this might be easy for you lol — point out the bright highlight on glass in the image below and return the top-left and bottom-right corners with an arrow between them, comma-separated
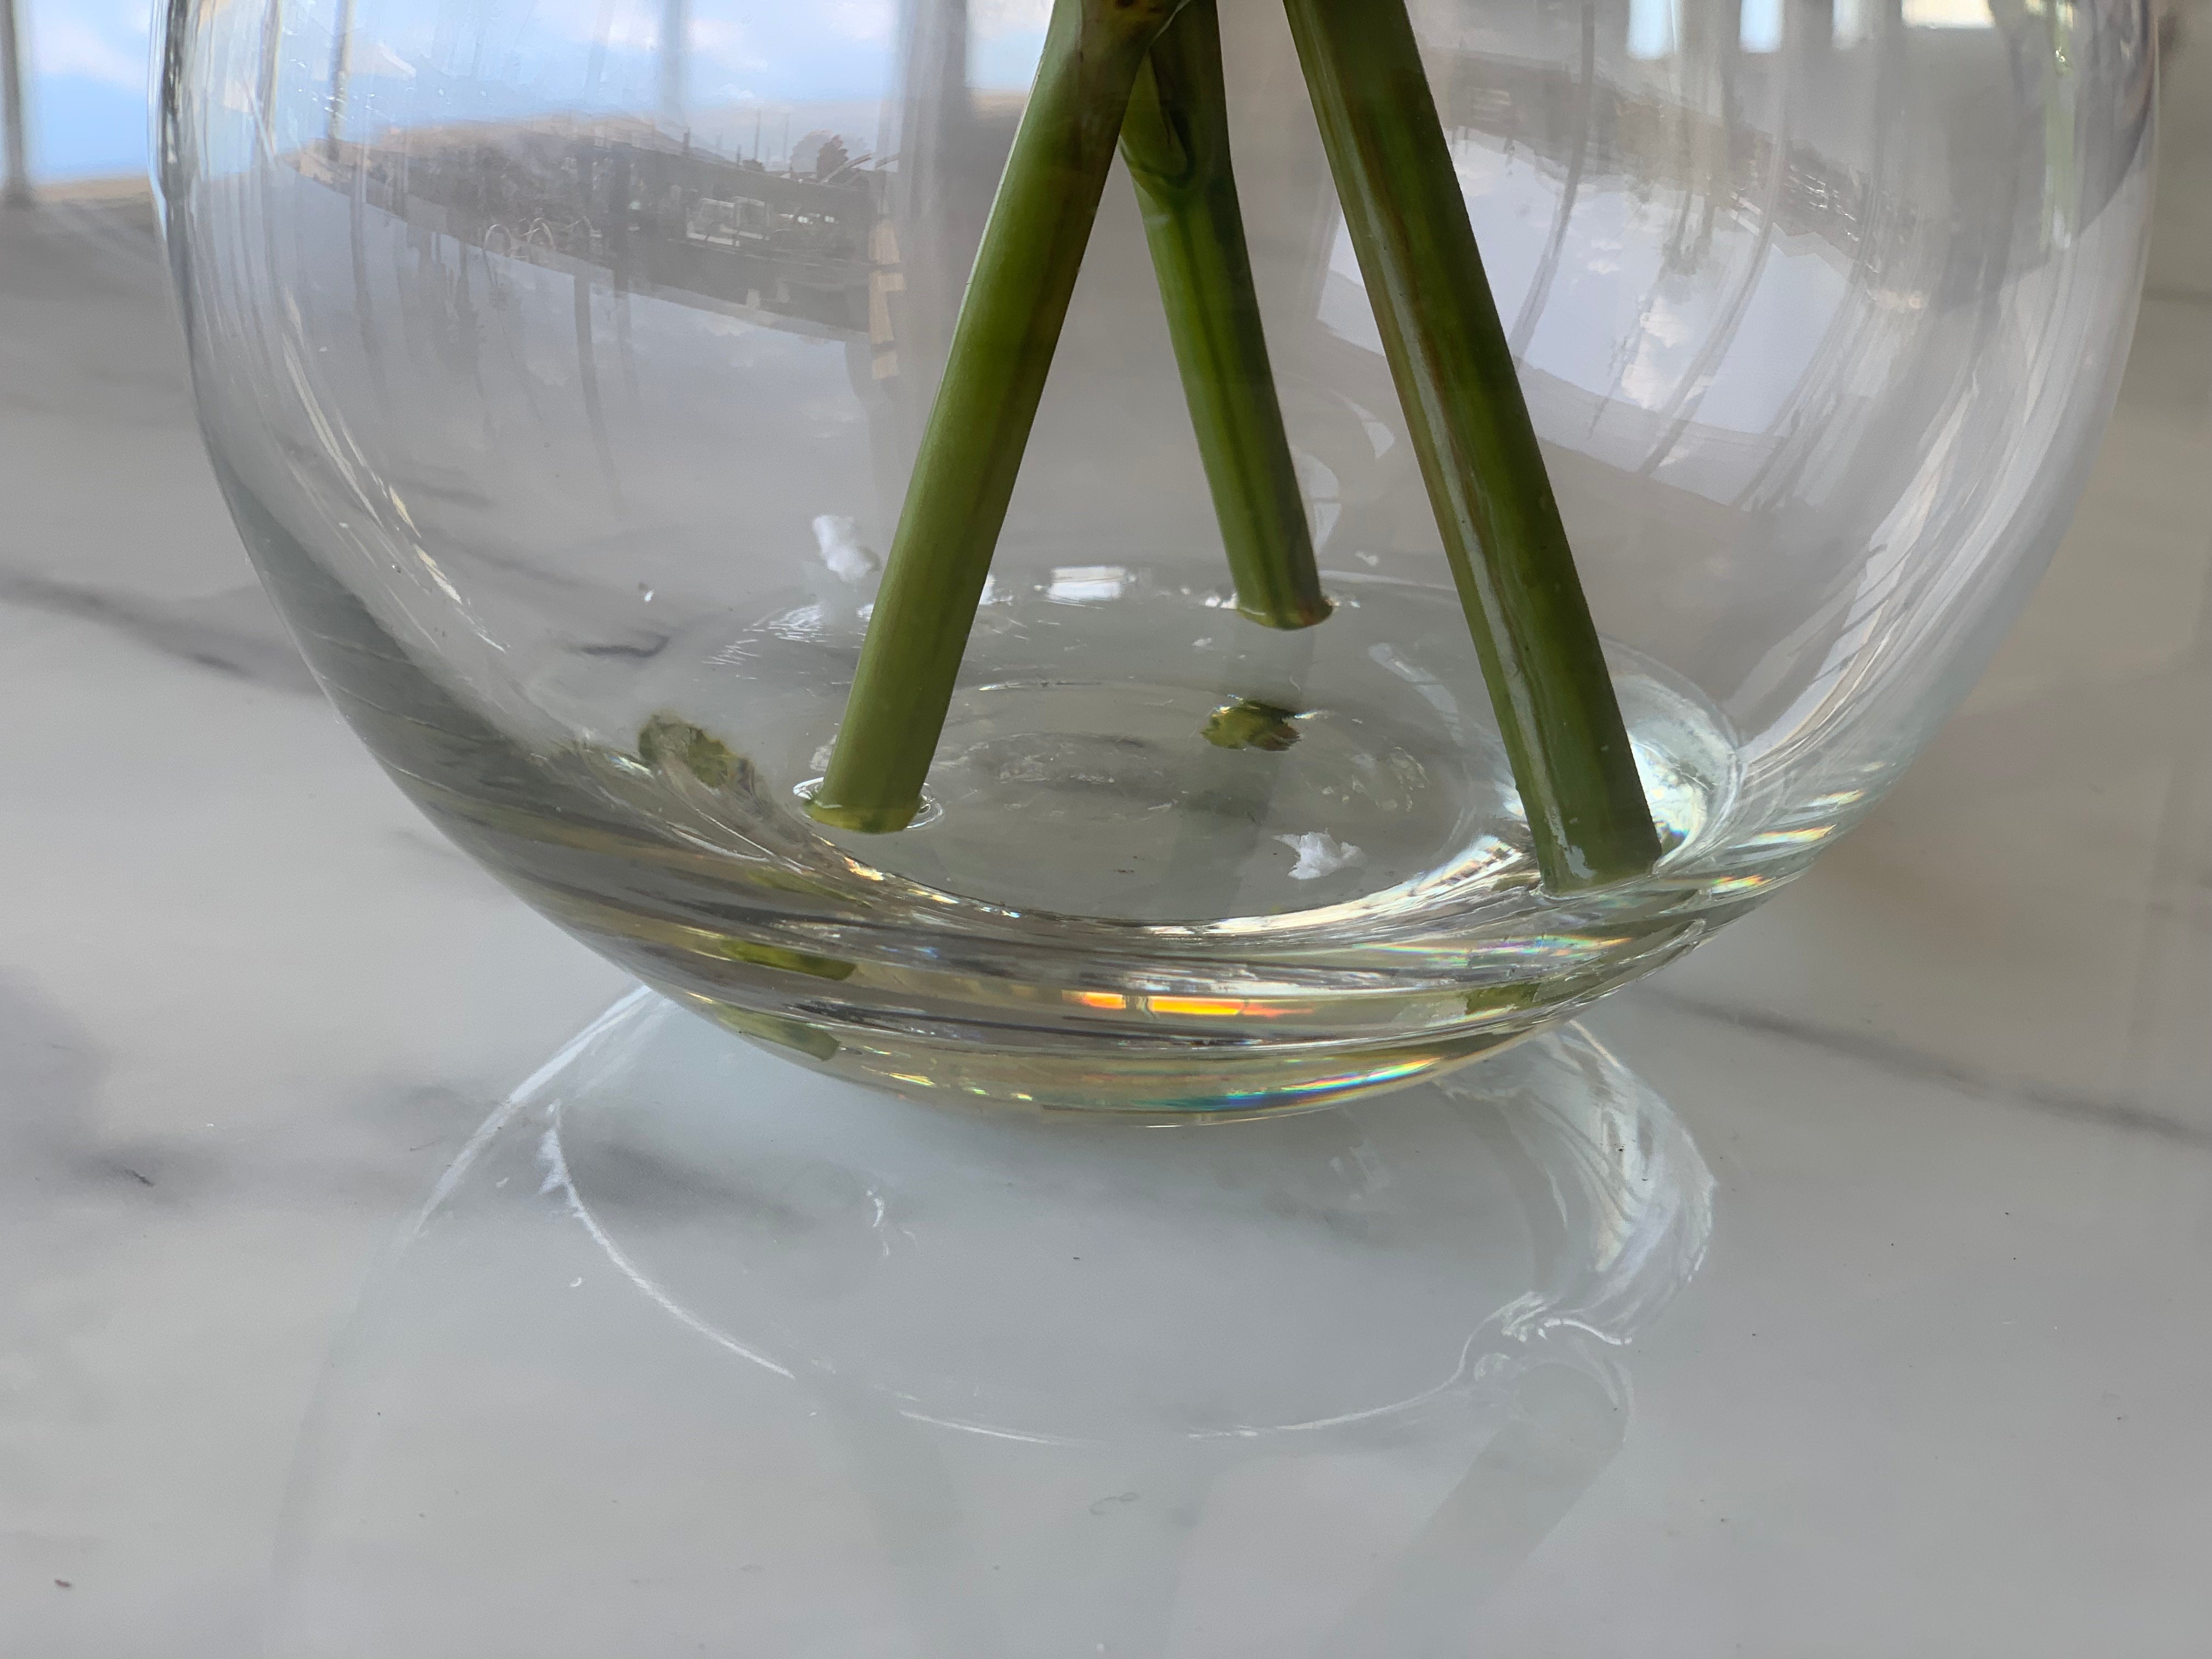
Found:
1739,0 -> 1784,53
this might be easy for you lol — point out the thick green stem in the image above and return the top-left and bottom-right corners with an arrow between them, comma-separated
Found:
1282,0 -> 1660,891
1121,0 -> 1328,631
810,0 -> 1187,834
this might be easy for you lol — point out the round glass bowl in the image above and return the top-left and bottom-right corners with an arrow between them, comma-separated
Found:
160,0 -> 2154,1110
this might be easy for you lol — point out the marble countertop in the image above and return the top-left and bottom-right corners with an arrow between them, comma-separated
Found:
4,44 -> 2209,1659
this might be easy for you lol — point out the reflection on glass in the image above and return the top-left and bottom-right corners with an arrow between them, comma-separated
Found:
1628,0 -> 1683,60
1739,0 -> 1785,54
269,992 -> 1713,1656
1903,0 -> 1995,27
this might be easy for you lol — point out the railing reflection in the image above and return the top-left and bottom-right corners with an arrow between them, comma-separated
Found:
0,0 -> 28,206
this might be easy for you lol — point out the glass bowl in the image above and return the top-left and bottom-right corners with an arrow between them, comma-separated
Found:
158,0 -> 2154,1110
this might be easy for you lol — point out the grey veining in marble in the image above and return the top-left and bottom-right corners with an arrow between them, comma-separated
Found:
4,31 -> 2212,1659
0,574 -> 319,696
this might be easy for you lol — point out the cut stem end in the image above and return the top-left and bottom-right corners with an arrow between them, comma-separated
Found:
1237,593 -> 1335,630
805,796 -> 922,835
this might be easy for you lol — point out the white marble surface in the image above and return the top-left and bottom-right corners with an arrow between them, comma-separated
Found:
4,40 -> 2211,1658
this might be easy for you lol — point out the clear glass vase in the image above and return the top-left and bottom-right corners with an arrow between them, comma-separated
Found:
159,0 -> 2153,1110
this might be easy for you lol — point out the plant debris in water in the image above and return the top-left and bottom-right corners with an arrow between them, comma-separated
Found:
1201,697 -> 1302,752
716,938 -> 857,982
638,713 -> 751,791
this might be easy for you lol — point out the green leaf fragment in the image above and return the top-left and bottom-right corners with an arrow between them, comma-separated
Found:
1201,697 -> 1303,752
714,938 -> 858,982
709,1005 -> 843,1062
637,713 -> 751,791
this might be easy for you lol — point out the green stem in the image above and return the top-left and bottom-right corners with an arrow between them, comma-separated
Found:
809,0 -> 1188,834
1120,0 -> 1329,631
1281,0 -> 1660,891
